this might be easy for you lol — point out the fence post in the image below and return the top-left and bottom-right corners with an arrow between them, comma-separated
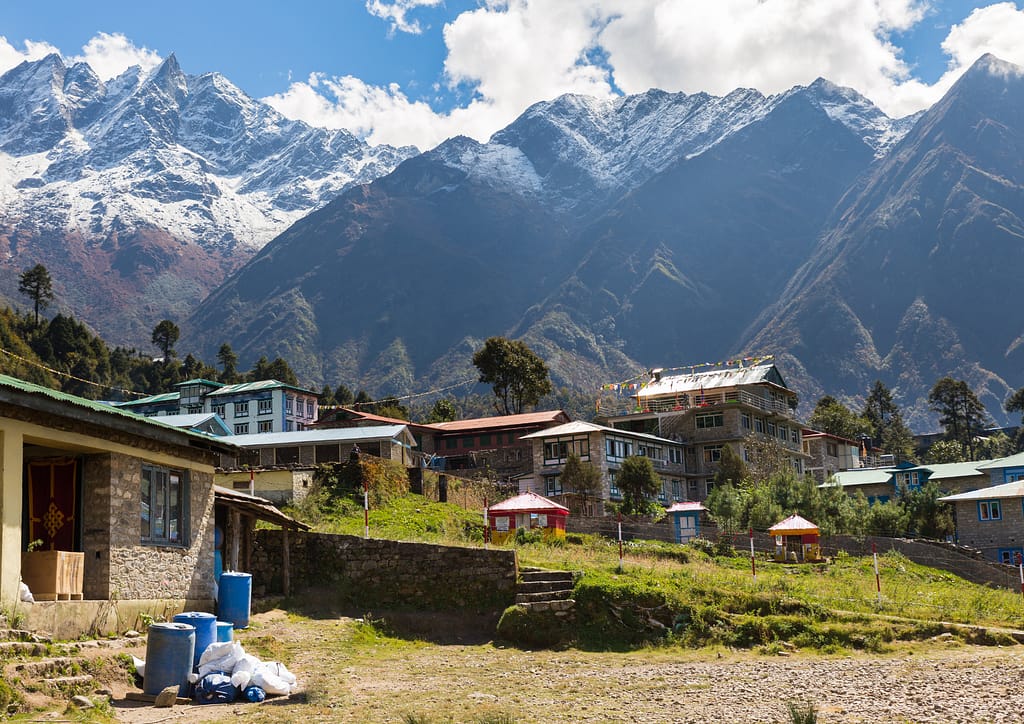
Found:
750,528 -> 756,580
873,542 -> 881,603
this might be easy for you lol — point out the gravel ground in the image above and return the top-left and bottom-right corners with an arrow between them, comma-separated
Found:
110,610 -> 1024,723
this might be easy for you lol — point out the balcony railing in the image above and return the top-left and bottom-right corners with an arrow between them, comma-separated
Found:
599,389 -> 795,418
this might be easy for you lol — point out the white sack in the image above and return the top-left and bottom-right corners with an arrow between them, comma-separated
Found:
197,640 -> 245,678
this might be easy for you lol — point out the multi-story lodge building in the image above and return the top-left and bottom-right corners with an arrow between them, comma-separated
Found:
520,421 -> 687,516
117,378 -> 319,434
595,362 -> 809,500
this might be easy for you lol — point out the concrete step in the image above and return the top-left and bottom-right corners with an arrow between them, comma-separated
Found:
520,569 -> 575,584
517,579 -> 574,594
41,674 -> 94,693
519,599 -> 576,615
0,640 -> 49,657
515,589 -> 574,604
12,657 -> 74,678
0,628 -> 50,644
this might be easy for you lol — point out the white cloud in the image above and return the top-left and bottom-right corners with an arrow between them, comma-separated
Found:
941,3 -> 1024,73
275,1 -> 1024,148
0,36 -> 61,75
366,0 -> 445,35
0,32 -> 161,82
70,32 -> 162,80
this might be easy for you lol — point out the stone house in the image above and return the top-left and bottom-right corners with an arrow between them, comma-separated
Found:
597,362 -> 808,500
117,377 -> 320,434
520,420 -> 686,515
939,481 -> 1024,564
801,430 -> 863,484
0,374 -> 237,635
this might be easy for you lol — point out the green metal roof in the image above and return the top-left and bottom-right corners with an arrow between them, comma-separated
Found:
0,374 -> 236,451
205,379 -> 316,397
114,391 -> 180,407
175,378 -> 224,388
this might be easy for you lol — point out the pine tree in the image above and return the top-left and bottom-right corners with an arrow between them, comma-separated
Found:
18,264 -> 54,326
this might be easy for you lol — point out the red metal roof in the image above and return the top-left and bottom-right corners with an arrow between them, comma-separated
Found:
488,491 -> 570,514
432,410 -> 570,433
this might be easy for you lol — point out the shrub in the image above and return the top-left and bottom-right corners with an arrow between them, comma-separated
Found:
496,605 -> 571,648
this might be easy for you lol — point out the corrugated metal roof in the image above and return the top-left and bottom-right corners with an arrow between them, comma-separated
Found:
214,486 -> 310,530
489,491 -> 569,513
768,514 -> 819,534
638,363 -> 788,397
154,413 -> 222,427
919,461 -> 989,480
520,420 -> 680,445
433,410 -> 569,433
666,502 -> 706,513
977,451 -> 1024,470
939,480 -> 1024,502
0,374 -> 236,451
115,391 -> 180,407
227,424 -> 415,448
205,379 -> 316,397
828,469 -> 893,487
176,378 -> 224,388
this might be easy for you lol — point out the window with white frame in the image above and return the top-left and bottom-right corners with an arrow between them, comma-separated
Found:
766,421 -> 777,437
672,479 -> 682,500
212,403 -> 225,417
234,423 -> 249,435
790,428 -> 800,444
979,500 -> 1002,521
545,475 -> 563,496
688,480 -> 698,496
741,412 -> 751,430
141,464 -> 188,546
792,458 -> 803,475
258,420 -> 273,433
543,435 -> 589,464
755,418 -> 765,433
605,437 -> 634,461
778,425 -> 788,441
306,400 -> 315,418
608,470 -> 621,499
638,443 -> 663,460
235,401 -> 249,417
258,398 -> 273,415
696,412 -> 723,429
658,481 -> 667,502
285,396 -> 294,414
669,447 -> 683,464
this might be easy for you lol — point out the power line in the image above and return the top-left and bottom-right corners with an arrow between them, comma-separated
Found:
0,346 -> 147,398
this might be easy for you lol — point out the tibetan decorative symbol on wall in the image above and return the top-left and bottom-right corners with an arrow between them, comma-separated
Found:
27,458 -> 78,550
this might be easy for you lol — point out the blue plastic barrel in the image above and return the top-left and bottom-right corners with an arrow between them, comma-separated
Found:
143,622 -> 195,696
216,621 -> 233,642
218,572 -> 252,629
173,611 -> 216,668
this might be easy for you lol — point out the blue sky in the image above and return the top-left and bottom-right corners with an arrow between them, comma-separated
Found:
1,1 -> 1021,150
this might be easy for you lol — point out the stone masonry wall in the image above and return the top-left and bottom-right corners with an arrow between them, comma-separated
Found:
81,453 -> 112,599
106,452 -> 216,602
252,530 -> 517,610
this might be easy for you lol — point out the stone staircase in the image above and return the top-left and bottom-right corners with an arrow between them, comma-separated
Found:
0,616 -> 140,713
515,568 -> 576,616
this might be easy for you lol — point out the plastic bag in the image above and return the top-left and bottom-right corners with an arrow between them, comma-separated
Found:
193,672 -> 237,705
198,641 -> 244,678
251,661 -> 296,696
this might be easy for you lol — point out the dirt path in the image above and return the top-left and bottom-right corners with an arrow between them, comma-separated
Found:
110,609 -> 1024,723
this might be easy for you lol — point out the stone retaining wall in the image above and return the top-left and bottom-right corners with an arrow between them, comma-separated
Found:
252,530 -> 517,610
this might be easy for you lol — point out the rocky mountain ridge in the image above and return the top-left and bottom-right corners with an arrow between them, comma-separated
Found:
0,53 -> 416,344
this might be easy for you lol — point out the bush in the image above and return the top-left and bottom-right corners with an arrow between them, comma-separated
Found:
496,605 -> 571,648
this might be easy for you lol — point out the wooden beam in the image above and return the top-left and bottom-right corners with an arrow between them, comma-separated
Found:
282,527 -> 291,597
